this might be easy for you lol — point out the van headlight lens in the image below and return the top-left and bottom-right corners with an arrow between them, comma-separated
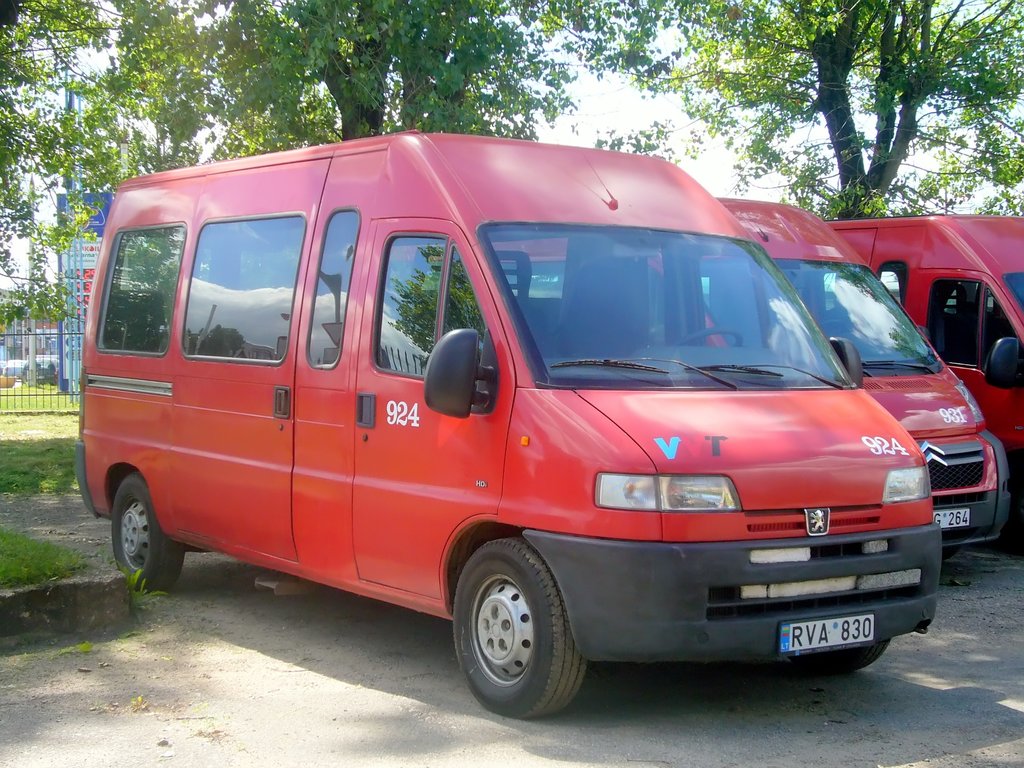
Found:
596,474 -> 658,510
659,476 -> 740,510
883,467 -> 930,503
953,379 -> 985,423
596,474 -> 740,511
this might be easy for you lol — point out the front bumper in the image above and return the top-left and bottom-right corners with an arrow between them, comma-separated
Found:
933,430 -> 1011,548
524,525 -> 940,662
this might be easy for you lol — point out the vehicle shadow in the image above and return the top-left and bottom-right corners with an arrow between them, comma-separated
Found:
142,546 -> 1024,767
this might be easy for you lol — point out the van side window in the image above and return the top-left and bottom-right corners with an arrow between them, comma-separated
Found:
876,261 -> 907,303
184,216 -> 305,362
99,225 -> 185,354
308,211 -> 359,368
983,288 -> 1018,357
928,279 -> 981,366
377,236 -> 446,376
443,249 -> 486,338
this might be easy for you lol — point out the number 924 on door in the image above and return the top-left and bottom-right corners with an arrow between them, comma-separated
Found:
780,614 -> 875,654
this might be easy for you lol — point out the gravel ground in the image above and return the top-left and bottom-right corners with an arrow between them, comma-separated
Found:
1,494 -> 1023,768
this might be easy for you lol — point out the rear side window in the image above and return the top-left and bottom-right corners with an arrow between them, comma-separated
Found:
308,211 -> 359,368
184,216 -> 304,362
100,226 -> 185,354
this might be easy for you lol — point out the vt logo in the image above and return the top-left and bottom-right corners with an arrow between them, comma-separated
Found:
653,435 -> 728,459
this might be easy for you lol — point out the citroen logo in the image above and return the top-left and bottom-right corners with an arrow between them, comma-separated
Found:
919,441 -> 948,466
805,507 -> 830,536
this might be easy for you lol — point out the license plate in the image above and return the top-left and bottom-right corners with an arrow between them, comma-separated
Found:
779,613 -> 874,654
934,507 -> 971,529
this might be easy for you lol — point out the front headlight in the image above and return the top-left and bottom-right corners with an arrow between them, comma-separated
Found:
596,474 -> 740,511
883,466 -> 930,503
953,379 -> 985,423
659,476 -> 740,511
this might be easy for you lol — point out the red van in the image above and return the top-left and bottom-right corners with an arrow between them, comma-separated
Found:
76,133 -> 939,718
830,216 -> 1024,543
723,200 -> 1010,555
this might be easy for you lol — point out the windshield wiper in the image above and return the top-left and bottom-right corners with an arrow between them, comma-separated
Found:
699,364 -> 784,378
551,358 -> 668,373
633,358 -> 738,389
702,363 -> 845,389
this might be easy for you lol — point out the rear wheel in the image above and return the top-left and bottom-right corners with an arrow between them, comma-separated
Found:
453,538 -> 586,718
998,477 -> 1024,553
111,473 -> 184,592
788,640 -> 889,674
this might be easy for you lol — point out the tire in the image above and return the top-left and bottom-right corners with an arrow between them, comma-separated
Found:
997,478 -> 1024,554
111,473 -> 184,592
788,640 -> 889,675
452,538 -> 587,718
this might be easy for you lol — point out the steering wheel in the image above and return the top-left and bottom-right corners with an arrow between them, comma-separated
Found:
679,328 -> 743,345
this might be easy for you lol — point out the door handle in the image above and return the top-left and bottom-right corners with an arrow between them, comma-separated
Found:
356,392 -> 375,428
273,386 -> 291,419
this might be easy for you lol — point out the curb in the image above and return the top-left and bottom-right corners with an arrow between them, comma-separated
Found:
0,569 -> 131,639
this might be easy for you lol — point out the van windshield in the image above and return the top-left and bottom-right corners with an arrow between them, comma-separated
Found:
775,259 -> 940,375
1006,273 -> 1024,315
481,224 -> 849,390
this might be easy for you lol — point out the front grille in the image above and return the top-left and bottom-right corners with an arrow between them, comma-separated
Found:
929,460 -> 984,490
921,440 -> 985,491
706,585 -> 920,620
746,510 -> 880,535
935,492 -> 986,506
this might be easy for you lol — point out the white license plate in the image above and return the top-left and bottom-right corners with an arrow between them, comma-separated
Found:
779,613 -> 874,654
934,507 -> 971,529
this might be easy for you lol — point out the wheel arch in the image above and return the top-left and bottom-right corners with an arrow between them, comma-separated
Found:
444,520 -> 523,613
105,462 -> 141,511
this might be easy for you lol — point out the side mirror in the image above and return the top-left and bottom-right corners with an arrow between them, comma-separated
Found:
424,329 -> 498,418
984,337 -> 1021,389
830,337 -> 864,387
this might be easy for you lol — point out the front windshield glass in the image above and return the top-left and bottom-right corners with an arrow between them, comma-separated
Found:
481,224 -> 849,390
774,260 -> 940,375
1006,273 -> 1024,315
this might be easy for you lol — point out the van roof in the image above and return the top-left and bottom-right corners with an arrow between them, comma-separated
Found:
719,198 -> 867,265
118,132 -> 747,239
830,214 -> 1024,273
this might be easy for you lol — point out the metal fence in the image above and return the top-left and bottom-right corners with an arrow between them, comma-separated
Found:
0,328 -> 82,412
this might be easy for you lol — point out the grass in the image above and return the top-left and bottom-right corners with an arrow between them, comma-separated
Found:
0,383 -> 78,413
0,413 -> 79,494
0,526 -> 85,588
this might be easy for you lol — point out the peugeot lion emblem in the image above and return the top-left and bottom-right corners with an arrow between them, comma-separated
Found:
805,507 -> 830,536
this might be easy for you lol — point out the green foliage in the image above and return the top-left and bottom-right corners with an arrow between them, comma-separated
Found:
583,0 -> 1024,217
120,566 -> 167,612
3,0 -> 585,322
0,527 -> 84,588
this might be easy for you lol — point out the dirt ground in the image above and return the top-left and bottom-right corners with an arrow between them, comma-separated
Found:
2,494 -> 1023,768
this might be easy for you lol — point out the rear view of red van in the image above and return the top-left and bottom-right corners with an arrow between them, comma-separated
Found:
724,200 -> 1010,554
77,133 -> 940,717
830,216 -> 1024,544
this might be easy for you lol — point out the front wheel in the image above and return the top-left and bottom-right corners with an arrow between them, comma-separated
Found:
788,640 -> 890,675
453,538 -> 587,718
111,473 -> 184,592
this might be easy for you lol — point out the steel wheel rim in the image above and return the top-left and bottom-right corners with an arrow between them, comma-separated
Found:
121,500 -> 150,569
471,574 -> 535,687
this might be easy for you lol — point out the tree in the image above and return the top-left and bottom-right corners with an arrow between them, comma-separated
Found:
580,0 -> 1024,218
0,0 -> 117,322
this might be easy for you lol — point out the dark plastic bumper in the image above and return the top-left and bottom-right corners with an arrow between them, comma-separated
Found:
938,430 -> 1012,548
75,439 -> 99,517
524,525 -> 940,663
